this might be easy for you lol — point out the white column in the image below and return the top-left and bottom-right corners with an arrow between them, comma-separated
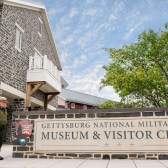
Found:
29,56 -> 34,70
43,55 -> 48,70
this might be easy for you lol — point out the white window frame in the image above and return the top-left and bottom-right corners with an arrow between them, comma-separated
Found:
71,103 -> 75,109
15,23 -> 24,52
38,17 -> 43,37
83,105 -> 87,110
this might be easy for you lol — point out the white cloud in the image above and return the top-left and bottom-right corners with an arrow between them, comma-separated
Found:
83,8 -> 97,16
86,0 -> 96,4
48,8 -> 56,17
85,23 -> 91,29
124,16 -> 148,40
61,66 -> 73,79
108,14 -> 117,22
94,23 -> 106,32
124,23 -> 140,40
78,31 -> 96,48
77,20 -> 115,49
99,86 -> 121,101
64,54 -> 88,70
69,8 -> 78,18
61,35 -> 74,45
58,15 -> 71,27
72,54 -> 87,69
63,64 -> 120,101
60,51 -> 69,64
113,0 -> 126,15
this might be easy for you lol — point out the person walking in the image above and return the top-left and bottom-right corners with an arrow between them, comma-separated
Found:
0,97 -> 8,160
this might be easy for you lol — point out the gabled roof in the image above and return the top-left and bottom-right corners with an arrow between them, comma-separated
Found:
59,89 -> 109,106
3,0 -> 62,70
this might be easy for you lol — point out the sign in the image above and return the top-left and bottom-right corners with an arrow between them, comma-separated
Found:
16,120 -> 33,137
34,117 -> 168,153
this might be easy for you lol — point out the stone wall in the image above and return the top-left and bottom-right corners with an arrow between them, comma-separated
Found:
12,108 -> 168,160
0,4 -> 58,106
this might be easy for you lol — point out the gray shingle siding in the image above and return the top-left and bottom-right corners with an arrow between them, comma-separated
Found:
0,4 -> 58,107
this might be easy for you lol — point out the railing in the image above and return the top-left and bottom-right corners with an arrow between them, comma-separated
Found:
29,55 -> 60,81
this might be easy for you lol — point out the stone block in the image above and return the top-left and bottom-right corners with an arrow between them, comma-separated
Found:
55,114 -> 65,118
65,153 -> 77,157
13,152 -> 24,158
39,155 -> 47,159
13,146 -> 16,151
28,155 -> 38,158
47,115 -> 54,119
147,154 -> 153,156
94,154 -> 101,158
129,154 -> 137,158
138,154 -> 145,159
46,153 -> 57,156
17,146 -> 29,151
146,157 -> 157,160
142,112 -> 153,116
155,112 -> 165,116
13,140 -> 18,145
75,113 -> 86,118
19,115 -> 27,119
30,135 -> 34,142
97,112 -> 140,118
30,147 -> 33,151
28,115 -> 39,119
111,154 -> 128,159
87,113 -> 95,118
103,154 -> 110,160
79,154 -> 92,158
40,115 -> 45,119
159,155 -> 168,160
27,142 -> 33,146
58,154 -> 64,156
67,114 -> 74,118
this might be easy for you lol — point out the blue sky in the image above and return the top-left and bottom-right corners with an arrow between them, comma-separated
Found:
28,0 -> 168,101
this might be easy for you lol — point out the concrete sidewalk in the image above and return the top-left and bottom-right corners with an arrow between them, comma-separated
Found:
1,145 -> 168,168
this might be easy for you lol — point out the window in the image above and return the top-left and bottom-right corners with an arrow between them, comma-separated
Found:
65,103 -> 68,109
83,105 -> 87,110
71,103 -> 75,109
15,23 -> 24,52
38,17 -> 43,37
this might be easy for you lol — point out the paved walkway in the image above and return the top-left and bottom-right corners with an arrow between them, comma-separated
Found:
1,145 -> 168,168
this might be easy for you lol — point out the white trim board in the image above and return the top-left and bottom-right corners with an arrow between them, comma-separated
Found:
0,81 -> 56,111
4,0 -> 45,11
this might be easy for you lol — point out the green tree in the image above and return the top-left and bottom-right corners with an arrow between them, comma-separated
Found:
102,25 -> 168,108
99,101 -> 116,109
99,100 -> 134,109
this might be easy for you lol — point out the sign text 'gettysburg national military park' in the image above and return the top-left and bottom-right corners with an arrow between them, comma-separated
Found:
34,118 -> 168,153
